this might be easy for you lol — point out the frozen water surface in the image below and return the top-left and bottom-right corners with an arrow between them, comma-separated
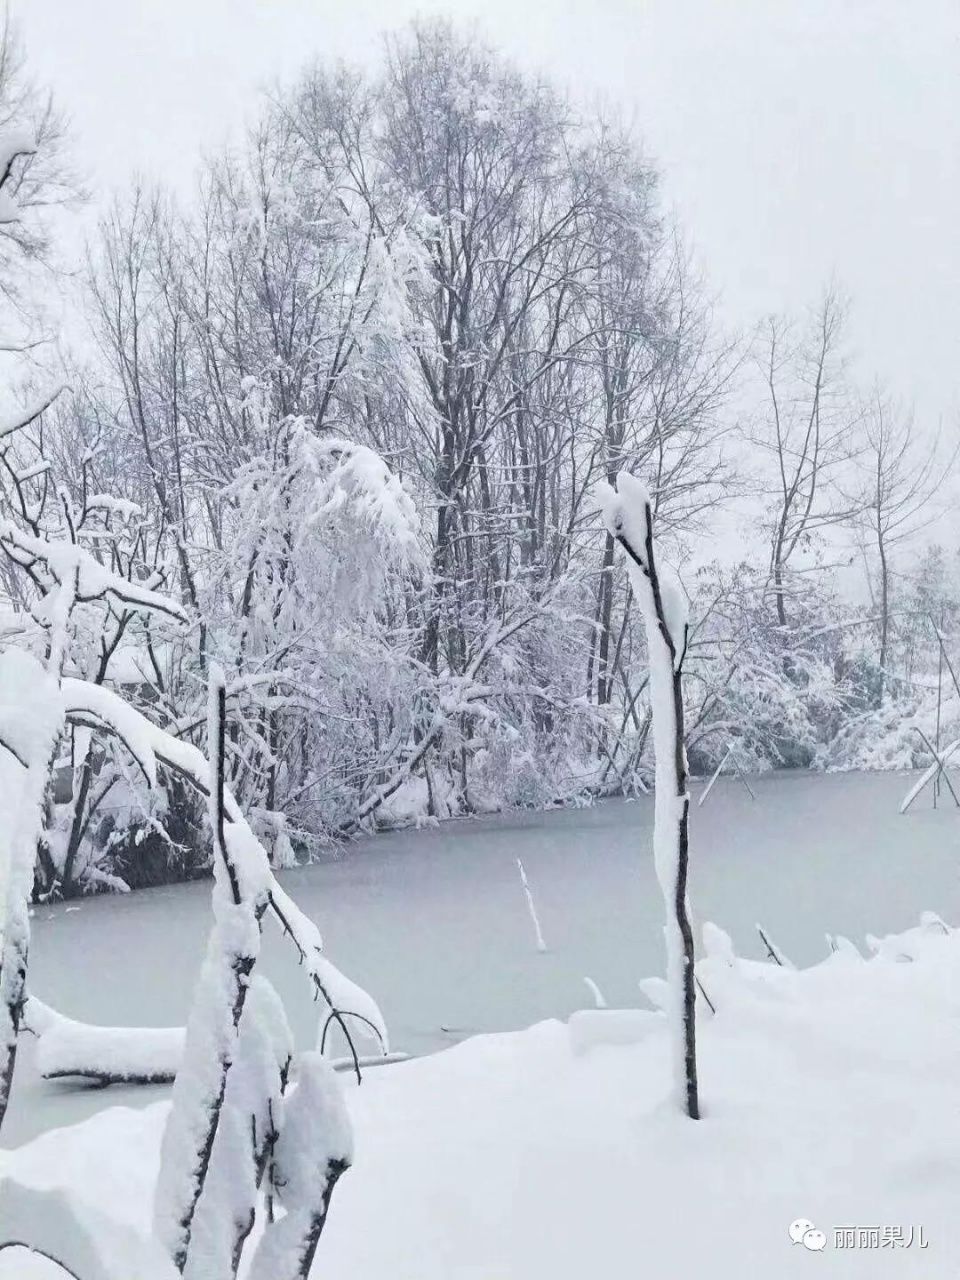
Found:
5,769 -> 957,1147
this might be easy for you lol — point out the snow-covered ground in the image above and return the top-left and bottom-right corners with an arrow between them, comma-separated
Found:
3,912 -> 959,1276
4,768 -> 958,1151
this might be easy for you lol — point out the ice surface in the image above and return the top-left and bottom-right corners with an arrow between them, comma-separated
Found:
5,770 -> 959,1147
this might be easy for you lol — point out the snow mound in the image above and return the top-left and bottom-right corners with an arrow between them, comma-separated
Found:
567,1007 -> 662,1055
3,915 -> 959,1277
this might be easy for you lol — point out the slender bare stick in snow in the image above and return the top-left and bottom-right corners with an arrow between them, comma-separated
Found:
599,472 -> 700,1119
698,742 -> 732,807
730,747 -> 756,800
583,977 -> 607,1009
516,857 -> 547,953
755,923 -> 795,968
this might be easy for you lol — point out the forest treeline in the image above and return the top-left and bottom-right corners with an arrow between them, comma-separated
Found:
0,20 -> 956,893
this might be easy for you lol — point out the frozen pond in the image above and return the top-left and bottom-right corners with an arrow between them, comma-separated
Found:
5,768 -> 958,1146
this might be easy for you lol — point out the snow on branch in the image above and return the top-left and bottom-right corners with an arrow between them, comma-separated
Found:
0,128 -> 35,179
344,587 -> 568,834
900,739 -> 960,813
58,676 -> 388,1057
0,650 -> 64,1132
0,1179 -> 176,1280
150,668 -> 366,1278
0,383 -> 64,442
181,975 -> 293,1280
0,523 -> 188,623
0,128 -> 36,226
24,994 -> 403,1087
246,1052 -> 353,1280
305,432 -> 421,563
31,1000 -> 184,1085
599,471 -> 700,1119
62,678 -> 159,787
152,668 -> 268,1272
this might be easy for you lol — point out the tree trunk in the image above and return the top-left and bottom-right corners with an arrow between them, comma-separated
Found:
601,473 -> 699,1119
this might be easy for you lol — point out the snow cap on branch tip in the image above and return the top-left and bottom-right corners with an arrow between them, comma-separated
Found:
597,471 -> 688,649
61,678 -> 159,789
659,575 -> 690,654
702,921 -> 736,965
0,129 -> 36,169
0,649 -> 62,767
596,471 -> 652,556
271,1051 -> 353,1207
0,382 -> 64,441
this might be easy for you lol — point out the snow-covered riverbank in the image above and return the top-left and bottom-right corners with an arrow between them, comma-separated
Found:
3,913 -> 959,1277
5,769 -> 957,1148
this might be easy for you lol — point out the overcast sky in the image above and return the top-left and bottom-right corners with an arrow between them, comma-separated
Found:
17,0 -> 960,433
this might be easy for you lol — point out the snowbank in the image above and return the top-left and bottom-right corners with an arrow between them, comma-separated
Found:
3,915 -> 959,1277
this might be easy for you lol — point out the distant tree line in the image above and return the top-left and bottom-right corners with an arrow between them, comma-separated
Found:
0,18 -> 956,893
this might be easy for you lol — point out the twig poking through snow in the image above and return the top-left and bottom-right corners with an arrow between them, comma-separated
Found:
698,743 -> 732,807
700,740 -> 756,805
694,976 -> 715,1015
755,923 -> 795,968
516,857 -> 547,953
910,728 -> 960,808
701,747 -> 727,803
583,977 -> 607,1009
920,911 -> 951,935
729,746 -> 756,801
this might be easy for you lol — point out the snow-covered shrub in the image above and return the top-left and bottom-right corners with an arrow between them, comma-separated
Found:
0,303 -> 384,1276
0,650 -> 387,1276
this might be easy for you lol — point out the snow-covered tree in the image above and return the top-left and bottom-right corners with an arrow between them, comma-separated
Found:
599,471 -> 699,1119
0,54 -> 384,1274
74,20 -> 735,838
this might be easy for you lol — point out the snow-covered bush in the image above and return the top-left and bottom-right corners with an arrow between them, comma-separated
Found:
0,640 -> 386,1276
0,158 -> 384,1267
150,668 -> 381,1280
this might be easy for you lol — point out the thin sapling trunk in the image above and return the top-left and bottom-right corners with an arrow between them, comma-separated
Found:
599,472 -> 700,1119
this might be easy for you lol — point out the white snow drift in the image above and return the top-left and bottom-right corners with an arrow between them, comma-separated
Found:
2,913 -> 958,1278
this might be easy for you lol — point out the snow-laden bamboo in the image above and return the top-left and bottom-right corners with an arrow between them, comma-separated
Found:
598,471 -> 700,1119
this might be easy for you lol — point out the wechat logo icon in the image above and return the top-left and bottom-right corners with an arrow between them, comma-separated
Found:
789,1219 -> 827,1251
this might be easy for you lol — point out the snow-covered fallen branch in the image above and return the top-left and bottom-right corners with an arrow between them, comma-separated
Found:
24,996 -> 408,1087
29,1002 -> 184,1085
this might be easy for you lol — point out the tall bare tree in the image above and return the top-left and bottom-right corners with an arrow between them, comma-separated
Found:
848,390 -> 957,698
755,288 -> 861,628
